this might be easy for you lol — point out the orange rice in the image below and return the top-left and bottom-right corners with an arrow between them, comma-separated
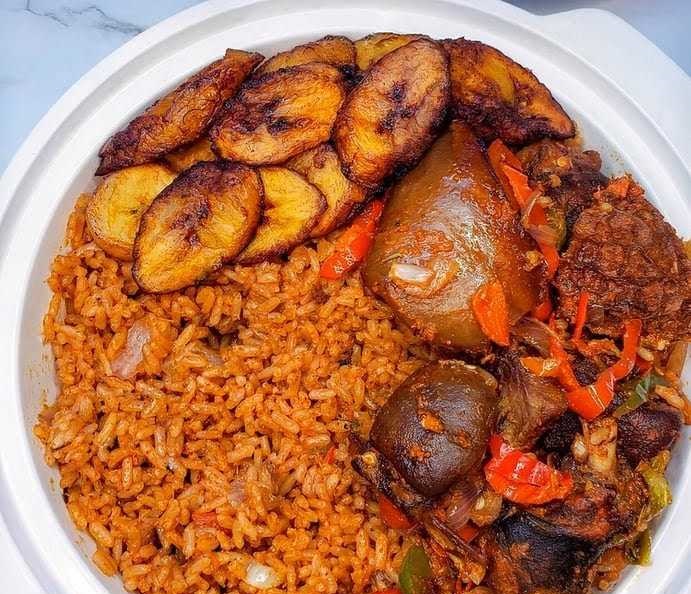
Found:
35,194 -> 433,594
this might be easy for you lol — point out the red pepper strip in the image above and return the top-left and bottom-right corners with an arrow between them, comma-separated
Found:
567,319 -> 642,421
548,337 -> 581,391
324,445 -> 336,464
372,589 -> 402,594
636,355 -> 653,374
487,140 -> 560,278
520,356 -> 561,377
572,291 -> 590,343
484,435 -> 573,505
532,297 -> 553,322
471,280 -> 511,347
488,139 -> 524,209
320,200 -> 384,280
378,494 -> 414,530
458,523 -> 480,543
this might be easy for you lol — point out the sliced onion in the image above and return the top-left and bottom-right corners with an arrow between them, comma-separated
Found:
228,478 -> 246,505
245,561 -> 280,589
111,318 -> 151,379
389,262 -> 434,286
525,223 -> 560,247
443,481 -> 483,532
665,341 -> 688,381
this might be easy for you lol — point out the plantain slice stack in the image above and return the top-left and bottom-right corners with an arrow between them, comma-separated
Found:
442,38 -> 575,144
164,138 -> 217,173
287,144 -> 367,237
133,161 -> 262,293
86,164 -> 176,261
237,167 -> 326,264
256,35 -> 355,75
334,38 -> 450,190
97,49 -> 263,175
354,32 -> 424,70
210,63 -> 346,166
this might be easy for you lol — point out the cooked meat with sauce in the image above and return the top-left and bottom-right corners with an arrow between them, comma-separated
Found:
617,402 -> 682,466
495,350 -> 567,449
39,32 -> 690,594
556,177 -> 691,342
518,139 -> 607,230
482,511 -> 599,594
367,360 -> 499,498
363,121 -> 545,351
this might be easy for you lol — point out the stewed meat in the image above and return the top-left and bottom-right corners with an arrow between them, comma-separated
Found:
555,177 -> 691,342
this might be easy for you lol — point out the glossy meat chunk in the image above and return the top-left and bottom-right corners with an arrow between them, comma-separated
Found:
555,177 -> 691,342
518,139 -> 607,230
363,121 -> 544,351
496,351 -> 567,449
617,402 -> 682,466
369,360 -> 498,498
482,512 -> 598,594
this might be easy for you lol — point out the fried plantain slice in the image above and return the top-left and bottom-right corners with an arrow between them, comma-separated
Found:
237,167 -> 326,264
442,38 -> 575,145
354,32 -> 424,70
287,144 -> 367,237
164,138 -> 217,173
86,164 -> 176,261
133,161 -> 262,293
334,38 -> 449,190
257,35 -> 355,75
97,49 -> 263,175
209,63 -> 346,166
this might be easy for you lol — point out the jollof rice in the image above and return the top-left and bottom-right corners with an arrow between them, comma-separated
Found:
35,194 -> 433,594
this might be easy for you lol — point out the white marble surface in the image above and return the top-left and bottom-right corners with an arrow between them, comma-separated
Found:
0,0 -> 689,591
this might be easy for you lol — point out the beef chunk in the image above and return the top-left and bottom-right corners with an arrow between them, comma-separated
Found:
538,410 -> 581,454
482,511 -> 598,594
518,139 -> 607,229
555,177 -> 691,342
496,351 -> 567,448
617,402 -> 682,466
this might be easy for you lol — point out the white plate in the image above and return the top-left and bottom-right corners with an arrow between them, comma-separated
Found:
0,1 -> 689,593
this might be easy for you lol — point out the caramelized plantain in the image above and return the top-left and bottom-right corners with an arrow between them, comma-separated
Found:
237,167 -> 326,264
442,38 -> 575,145
86,164 -> 176,261
164,138 -> 217,173
286,144 -> 367,237
133,161 -> 262,293
354,32 -> 424,70
97,49 -> 263,175
257,35 -> 355,75
334,38 -> 449,190
210,63 -> 346,166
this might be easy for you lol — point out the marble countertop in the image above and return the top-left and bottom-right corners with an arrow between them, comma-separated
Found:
0,1 -> 689,591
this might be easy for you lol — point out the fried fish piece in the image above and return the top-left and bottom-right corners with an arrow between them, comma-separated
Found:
86,164 -> 176,261
334,38 -> 449,190
442,38 -> 575,145
210,63 -> 346,166
354,32 -> 423,70
237,167 -> 326,264
164,138 -> 217,173
256,35 -> 355,75
97,49 -> 263,175
133,161 -> 262,293
286,144 -> 367,237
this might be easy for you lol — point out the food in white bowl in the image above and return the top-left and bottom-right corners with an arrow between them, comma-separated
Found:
30,27 -> 690,594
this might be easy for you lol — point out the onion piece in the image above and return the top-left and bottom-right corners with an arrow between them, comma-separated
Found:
389,262 -> 434,286
245,561 -> 280,589
111,318 -> 151,379
228,478 -> 246,505
442,481 -> 482,533
524,223 -> 560,246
